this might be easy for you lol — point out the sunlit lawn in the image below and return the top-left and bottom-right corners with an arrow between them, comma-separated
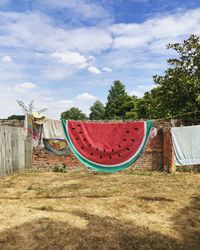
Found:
0,169 -> 199,249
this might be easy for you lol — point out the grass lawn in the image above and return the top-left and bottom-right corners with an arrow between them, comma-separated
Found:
0,169 -> 199,249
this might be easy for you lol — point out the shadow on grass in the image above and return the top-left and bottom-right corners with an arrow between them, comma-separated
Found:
172,195 -> 200,249
0,213 -> 189,250
0,196 -> 199,249
138,196 -> 174,202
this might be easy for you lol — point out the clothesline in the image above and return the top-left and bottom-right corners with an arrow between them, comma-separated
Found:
60,109 -> 200,123
28,108 -> 200,125
152,109 -> 200,121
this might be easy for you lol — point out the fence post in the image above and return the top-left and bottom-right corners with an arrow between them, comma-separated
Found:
25,138 -> 33,168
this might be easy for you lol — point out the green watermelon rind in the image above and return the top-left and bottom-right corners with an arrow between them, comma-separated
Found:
61,119 -> 153,172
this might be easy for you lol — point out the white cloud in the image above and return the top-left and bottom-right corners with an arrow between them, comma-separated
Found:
58,100 -> 74,105
1,55 -> 13,62
0,11 -> 112,53
110,8 -> 200,49
43,97 -> 55,101
76,92 -> 96,101
15,82 -> 37,91
42,67 -> 75,80
1,7 -> 200,119
102,67 -> 112,72
37,0 -> 112,24
35,52 -> 44,57
51,51 -> 88,68
129,84 -> 155,97
88,66 -> 101,74
113,35 -> 151,49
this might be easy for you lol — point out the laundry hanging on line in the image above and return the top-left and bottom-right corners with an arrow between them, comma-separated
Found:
172,125 -> 200,166
24,113 -> 69,153
61,119 -> 153,172
42,118 -> 65,140
43,139 -> 70,156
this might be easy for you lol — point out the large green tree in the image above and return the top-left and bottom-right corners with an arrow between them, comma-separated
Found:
61,107 -> 87,120
89,101 -> 105,120
136,88 -> 163,119
105,80 -> 132,119
123,95 -> 139,120
152,34 -> 200,119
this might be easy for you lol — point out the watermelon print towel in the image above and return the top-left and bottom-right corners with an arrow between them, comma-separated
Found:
61,120 -> 153,172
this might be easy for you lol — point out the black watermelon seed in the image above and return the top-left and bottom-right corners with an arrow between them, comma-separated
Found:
81,146 -> 84,150
100,155 -> 102,159
77,124 -> 81,126
112,148 -> 114,152
72,128 -> 75,130
123,139 -> 127,141
79,131 -> 82,134
89,144 -> 91,147
96,148 -> 98,151
118,154 -> 121,157
103,149 -> 106,152
126,147 -> 130,151
118,144 -> 121,148
83,138 -> 86,141
131,139 -> 135,142
109,155 -> 112,159
90,153 -> 93,156
126,131 -> 130,133
134,128 -> 139,130
76,138 -> 79,140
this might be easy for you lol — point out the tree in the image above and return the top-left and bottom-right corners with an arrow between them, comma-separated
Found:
105,80 -> 131,119
89,101 -> 105,120
123,95 -> 139,120
7,115 -> 25,120
151,34 -> 200,119
136,88 -> 164,119
61,107 -> 87,120
16,100 -> 47,114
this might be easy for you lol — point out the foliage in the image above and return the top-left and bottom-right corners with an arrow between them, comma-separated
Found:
59,35 -> 200,120
142,34 -> 200,119
52,164 -> 67,173
123,96 -> 139,120
16,100 -> 47,114
7,115 -> 25,120
136,88 -> 164,119
89,100 -> 105,120
105,80 -> 134,119
61,107 -> 87,120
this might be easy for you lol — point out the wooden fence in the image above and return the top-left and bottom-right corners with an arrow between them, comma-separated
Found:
0,126 -> 32,176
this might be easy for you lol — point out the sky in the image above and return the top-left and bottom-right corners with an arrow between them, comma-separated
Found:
0,0 -> 200,119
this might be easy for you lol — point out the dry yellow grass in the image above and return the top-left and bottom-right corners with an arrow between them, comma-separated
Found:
0,169 -> 199,249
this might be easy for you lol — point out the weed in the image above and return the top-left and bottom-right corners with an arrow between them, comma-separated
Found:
27,184 -> 33,190
126,169 -> 151,176
40,205 -> 53,211
53,164 -> 67,173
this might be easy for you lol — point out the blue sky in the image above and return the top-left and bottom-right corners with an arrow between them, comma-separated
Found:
0,0 -> 200,118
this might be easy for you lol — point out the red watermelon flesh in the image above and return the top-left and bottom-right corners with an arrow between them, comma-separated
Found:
67,121 -> 145,165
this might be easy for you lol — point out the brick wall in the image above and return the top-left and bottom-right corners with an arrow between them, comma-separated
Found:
0,119 -> 24,127
2,119 -> 200,172
33,149 -> 82,171
32,120 -> 172,172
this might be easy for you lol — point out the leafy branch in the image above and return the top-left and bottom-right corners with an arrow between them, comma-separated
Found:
17,100 -> 47,114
